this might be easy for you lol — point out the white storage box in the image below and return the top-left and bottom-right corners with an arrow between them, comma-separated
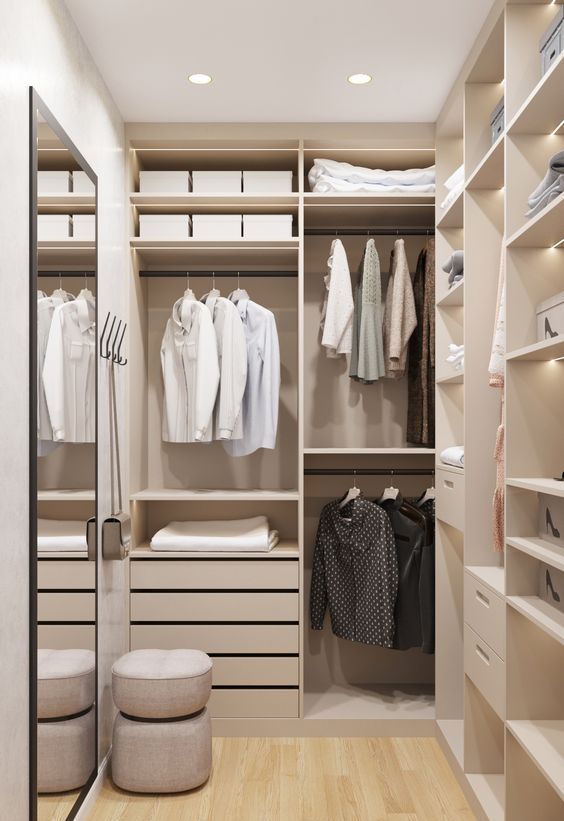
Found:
72,215 -> 95,240
37,215 -> 71,240
490,98 -> 504,145
139,214 -> 191,240
192,214 -> 242,240
539,564 -> 564,614
72,171 -> 95,195
243,171 -> 293,194
139,171 -> 191,194
538,493 -> 564,549
243,214 -> 293,240
192,171 -> 242,194
37,171 -> 71,195
536,290 -> 564,341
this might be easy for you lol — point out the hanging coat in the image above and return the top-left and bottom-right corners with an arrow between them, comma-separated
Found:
407,239 -> 435,446
383,238 -> 417,378
349,239 -> 386,383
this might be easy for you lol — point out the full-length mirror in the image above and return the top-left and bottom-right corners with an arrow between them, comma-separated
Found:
30,89 -> 97,820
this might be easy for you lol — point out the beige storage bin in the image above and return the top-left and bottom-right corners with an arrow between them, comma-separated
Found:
131,558 -> 299,590
436,466 -> 465,531
38,592 -> 95,622
72,214 -> 95,240
464,624 -> 505,719
536,291 -> 564,342
243,170 -> 293,193
37,214 -> 71,240
131,591 -> 299,622
243,214 -> 293,239
139,170 -> 191,193
37,171 -> 71,195
38,560 -> 95,589
72,171 -> 95,195
192,213 -> 242,240
139,214 -> 191,239
192,170 -> 242,194
464,571 -> 506,659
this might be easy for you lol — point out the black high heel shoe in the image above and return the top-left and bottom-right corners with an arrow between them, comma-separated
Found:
546,507 -> 561,539
546,569 -> 561,603
545,317 -> 559,339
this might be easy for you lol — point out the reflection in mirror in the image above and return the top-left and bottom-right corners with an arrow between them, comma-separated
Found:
32,94 -> 97,820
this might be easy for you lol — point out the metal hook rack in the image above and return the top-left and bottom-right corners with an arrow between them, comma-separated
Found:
100,311 -> 128,366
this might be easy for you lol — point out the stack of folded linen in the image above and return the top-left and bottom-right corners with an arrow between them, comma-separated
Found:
308,158 -> 436,194
440,165 -> 464,210
442,250 -> 464,289
440,446 -> 464,469
150,516 -> 280,552
446,343 -> 464,372
526,151 -> 564,219
38,518 -> 87,552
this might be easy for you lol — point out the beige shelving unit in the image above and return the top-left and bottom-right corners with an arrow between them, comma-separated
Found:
435,1 -> 564,819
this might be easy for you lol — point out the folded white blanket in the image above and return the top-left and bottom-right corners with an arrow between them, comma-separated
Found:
38,518 -> 87,552
308,158 -> 436,192
150,516 -> 279,552
440,446 -> 464,468
440,164 -> 465,210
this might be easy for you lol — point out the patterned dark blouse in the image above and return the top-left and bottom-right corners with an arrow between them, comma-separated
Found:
310,495 -> 398,647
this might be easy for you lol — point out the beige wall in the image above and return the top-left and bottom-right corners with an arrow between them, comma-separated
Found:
0,0 -> 127,814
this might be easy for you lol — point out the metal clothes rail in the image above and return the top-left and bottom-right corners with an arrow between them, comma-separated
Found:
138,270 -> 298,278
304,228 -> 434,237
304,468 -> 435,476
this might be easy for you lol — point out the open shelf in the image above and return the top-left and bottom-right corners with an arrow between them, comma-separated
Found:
436,463 -> 464,475
466,565 -> 505,596
303,192 -> 435,206
131,142 -> 299,172
303,146 -> 436,172
466,774 -> 505,821
38,194 -> 95,213
437,279 -> 464,307
437,372 -> 464,385
38,489 -> 95,501
508,595 -> 564,646
507,478 -> 564,498
508,51 -> 564,135
506,191 -> 564,249
130,237 -> 299,267
303,683 -> 435,721
465,136 -> 504,191
507,536 -> 564,573
130,539 -> 299,560
506,335 -> 564,361
37,551 -> 90,560
507,721 -> 564,802
130,192 -> 299,214
437,718 -> 464,768
303,447 -> 435,455
437,190 -> 463,229
130,488 -> 299,502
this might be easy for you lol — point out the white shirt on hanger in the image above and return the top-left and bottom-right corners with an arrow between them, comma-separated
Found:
37,294 -> 65,451
320,238 -> 354,358
161,296 -> 220,443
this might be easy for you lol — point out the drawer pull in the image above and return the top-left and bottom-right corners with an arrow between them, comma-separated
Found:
444,480 -> 454,489
476,589 -> 490,608
475,644 -> 490,666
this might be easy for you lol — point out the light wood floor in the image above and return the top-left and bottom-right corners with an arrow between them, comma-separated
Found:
89,737 -> 476,821
38,791 -> 80,821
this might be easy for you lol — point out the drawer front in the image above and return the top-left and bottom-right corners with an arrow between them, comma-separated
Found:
464,624 -> 505,719
38,592 -> 95,622
436,467 -> 465,531
211,657 -> 299,687
38,560 -> 95,590
464,572 -> 506,659
131,592 -> 298,622
131,559 -> 299,590
131,624 -> 298,654
209,688 -> 298,719
38,624 -> 95,651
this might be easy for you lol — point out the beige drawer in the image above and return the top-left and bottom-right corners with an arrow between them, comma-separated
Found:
209,688 -> 298,718
38,560 -> 95,590
212,657 -> 298,687
131,624 -> 298,654
436,467 -> 465,531
131,559 -> 299,590
38,624 -> 95,651
131,592 -> 298,622
464,571 -> 505,659
38,592 -> 95,622
464,624 -> 505,720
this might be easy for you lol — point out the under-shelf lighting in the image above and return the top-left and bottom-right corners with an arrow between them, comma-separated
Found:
347,73 -> 372,85
551,237 -> 564,249
551,118 -> 564,136
188,73 -> 213,85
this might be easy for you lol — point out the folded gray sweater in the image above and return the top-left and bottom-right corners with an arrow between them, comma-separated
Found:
526,151 -> 564,217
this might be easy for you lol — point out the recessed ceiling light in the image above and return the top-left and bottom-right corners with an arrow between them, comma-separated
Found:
188,73 -> 213,85
347,73 -> 372,85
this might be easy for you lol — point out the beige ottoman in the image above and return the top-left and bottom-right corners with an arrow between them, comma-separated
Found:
111,649 -> 213,793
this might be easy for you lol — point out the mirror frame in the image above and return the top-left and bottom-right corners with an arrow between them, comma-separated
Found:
29,87 -> 98,821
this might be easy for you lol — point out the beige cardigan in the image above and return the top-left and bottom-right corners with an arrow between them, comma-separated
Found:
383,239 -> 417,378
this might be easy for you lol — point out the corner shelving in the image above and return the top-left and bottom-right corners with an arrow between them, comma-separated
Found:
465,135 -> 504,191
506,478 -> 564,497
437,190 -> 463,229
506,335 -> 564,361
507,596 -> 564,646
507,720 -> 564,803
506,191 -> 564,249
507,51 -> 564,135
506,536 -> 564,573
437,278 -> 464,307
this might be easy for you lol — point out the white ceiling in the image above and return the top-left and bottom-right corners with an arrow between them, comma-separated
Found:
64,0 -> 495,123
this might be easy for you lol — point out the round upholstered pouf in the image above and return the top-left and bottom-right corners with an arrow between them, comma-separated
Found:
112,649 -> 212,719
38,649 -> 96,719
112,707 -> 212,793
38,707 -> 95,793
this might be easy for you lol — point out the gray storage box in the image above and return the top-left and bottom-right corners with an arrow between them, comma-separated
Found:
538,493 -> 564,549
539,564 -> 564,614
490,98 -> 504,145
540,7 -> 564,76
536,290 -> 564,341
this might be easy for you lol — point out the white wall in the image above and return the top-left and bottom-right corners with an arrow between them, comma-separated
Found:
0,0 -> 127,814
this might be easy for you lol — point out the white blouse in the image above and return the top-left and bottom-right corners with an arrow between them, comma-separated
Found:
320,239 -> 354,358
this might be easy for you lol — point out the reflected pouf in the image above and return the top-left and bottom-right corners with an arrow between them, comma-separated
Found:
38,707 -> 95,793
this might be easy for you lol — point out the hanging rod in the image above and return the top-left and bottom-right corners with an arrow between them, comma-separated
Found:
38,270 -> 96,277
139,270 -> 298,278
304,468 -> 435,476
304,228 -> 434,237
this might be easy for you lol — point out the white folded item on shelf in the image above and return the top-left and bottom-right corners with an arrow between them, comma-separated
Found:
308,158 -> 436,190
310,175 -> 436,195
38,518 -> 88,552
439,164 -> 464,210
150,516 -> 279,552
440,446 -> 464,469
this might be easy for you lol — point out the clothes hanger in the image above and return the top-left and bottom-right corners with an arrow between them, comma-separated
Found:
51,272 -> 73,301
231,271 -> 248,302
77,270 -> 94,302
416,485 -> 436,506
183,271 -> 196,301
378,473 -> 399,503
207,271 -> 221,299
339,470 -> 362,509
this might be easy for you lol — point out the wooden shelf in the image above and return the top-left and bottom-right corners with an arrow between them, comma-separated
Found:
38,489 -> 95,501
508,595 -> 564,645
304,192 -> 435,206
130,192 -> 299,214
507,51 -> 564,135
465,136 -> 504,191
466,774 -> 505,821
130,488 -> 299,502
38,194 -> 95,213
130,539 -> 299,560
37,239 -> 96,267
506,335 -> 564,361
466,565 -> 505,596
303,683 -> 435,721
437,279 -> 464,307
507,720 -> 564,802
38,552 -> 89,560
507,478 -> 564,498
436,463 -> 464,475
130,237 -> 299,267
437,719 -> 464,768
506,191 -> 564,249
437,191 -> 463,229
303,447 -> 435,455
131,142 -> 299,172
506,537 -> 564,573
437,372 -> 464,385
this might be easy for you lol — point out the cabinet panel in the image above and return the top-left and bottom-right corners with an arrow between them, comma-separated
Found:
131,623 -> 299,654
131,559 -> 299,590
464,624 -> 505,720
464,571 -> 506,659
131,592 -> 299,622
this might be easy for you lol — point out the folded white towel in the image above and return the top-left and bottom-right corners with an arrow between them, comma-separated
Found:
308,158 -> 436,192
150,516 -> 278,552
38,518 -> 88,552
444,164 -> 465,191
311,175 -> 435,195
440,446 -> 464,468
